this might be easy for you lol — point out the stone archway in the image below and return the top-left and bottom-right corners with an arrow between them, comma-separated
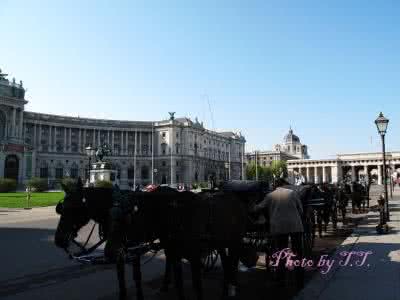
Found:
4,155 -> 19,181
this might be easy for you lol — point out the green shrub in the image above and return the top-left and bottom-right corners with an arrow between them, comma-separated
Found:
95,180 -> 113,188
27,177 -> 48,192
199,182 -> 209,189
0,178 -> 17,192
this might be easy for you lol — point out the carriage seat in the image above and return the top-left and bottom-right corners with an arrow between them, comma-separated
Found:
222,180 -> 269,194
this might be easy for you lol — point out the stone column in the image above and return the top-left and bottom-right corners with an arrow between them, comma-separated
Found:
125,131 -> 129,155
112,131 -> 115,150
107,130 -> 110,146
78,129 -> 81,153
38,124 -> 42,151
64,127 -> 67,152
69,128 -> 72,152
12,107 -> 16,137
19,110 -> 23,138
139,131 -> 142,155
314,167 -> 319,184
331,166 -> 338,183
49,126 -> 52,152
97,129 -> 100,147
83,129 -> 86,148
92,129 -> 95,147
148,132 -> 151,156
378,165 -> 382,185
322,166 -> 326,183
33,124 -> 36,149
364,165 -> 369,182
306,167 -> 310,183
350,166 -> 356,182
119,131 -> 125,155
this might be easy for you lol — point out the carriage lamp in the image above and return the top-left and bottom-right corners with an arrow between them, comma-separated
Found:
375,112 -> 390,225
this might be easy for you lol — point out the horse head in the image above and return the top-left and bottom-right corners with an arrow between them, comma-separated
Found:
54,177 -> 90,251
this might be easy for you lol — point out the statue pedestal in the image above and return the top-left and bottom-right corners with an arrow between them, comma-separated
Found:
89,161 -> 117,186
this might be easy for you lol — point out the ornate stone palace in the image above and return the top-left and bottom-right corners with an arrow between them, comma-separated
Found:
246,127 -> 309,165
287,152 -> 400,185
0,69 -> 245,188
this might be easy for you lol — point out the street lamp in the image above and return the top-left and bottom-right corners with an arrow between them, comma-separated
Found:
85,145 -> 95,184
375,112 -> 390,222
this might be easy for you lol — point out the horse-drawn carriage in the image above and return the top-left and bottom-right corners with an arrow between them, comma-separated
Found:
54,179 -> 343,300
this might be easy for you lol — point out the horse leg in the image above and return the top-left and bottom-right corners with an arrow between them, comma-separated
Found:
317,211 -> 323,238
172,254 -> 185,300
227,246 -> 240,297
332,206 -> 338,230
218,248 -> 231,298
116,248 -> 127,300
190,254 -> 203,300
132,255 -> 144,300
160,249 -> 172,292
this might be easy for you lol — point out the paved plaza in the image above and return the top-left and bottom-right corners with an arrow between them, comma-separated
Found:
1,187 -> 400,300
296,187 -> 400,300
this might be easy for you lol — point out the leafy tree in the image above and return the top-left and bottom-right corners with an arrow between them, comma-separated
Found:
246,162 -> 273,182
270,160 -> 288,180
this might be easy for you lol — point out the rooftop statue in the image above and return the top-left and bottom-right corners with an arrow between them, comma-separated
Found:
0,68 -> 8,80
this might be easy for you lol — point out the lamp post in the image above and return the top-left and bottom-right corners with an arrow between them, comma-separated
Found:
375,112 -> 390,222
85,145 -> 95,185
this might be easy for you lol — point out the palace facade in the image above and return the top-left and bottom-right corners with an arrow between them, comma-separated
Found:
0,69 -> 245,188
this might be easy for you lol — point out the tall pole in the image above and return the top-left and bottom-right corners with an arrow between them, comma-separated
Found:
133,130 -> 137,188
170,129 -> 173,185
228,142 -> 231,180
255,151 -> 258,181
241,143 -> 244,180
382,135 -> 389,221
151,123 -> 154,185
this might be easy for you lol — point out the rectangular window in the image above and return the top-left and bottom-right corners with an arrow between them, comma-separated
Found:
70,168 -> 78,178
40,167 -> 48,178
55,168 -> 64,179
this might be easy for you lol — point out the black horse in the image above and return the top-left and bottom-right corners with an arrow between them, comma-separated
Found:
54,180 -> 248,300
109,187 -> 248,300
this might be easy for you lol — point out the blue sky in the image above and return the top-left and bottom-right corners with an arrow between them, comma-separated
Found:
1,0 -> 399,158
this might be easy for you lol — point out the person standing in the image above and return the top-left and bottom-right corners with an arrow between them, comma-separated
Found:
251,178 -> 304,288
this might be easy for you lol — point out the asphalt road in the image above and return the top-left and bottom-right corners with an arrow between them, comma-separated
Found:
0,208 -> 304,300
0,210 -> 168,300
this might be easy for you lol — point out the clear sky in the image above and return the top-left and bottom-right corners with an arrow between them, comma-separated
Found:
1,1 -> 399,159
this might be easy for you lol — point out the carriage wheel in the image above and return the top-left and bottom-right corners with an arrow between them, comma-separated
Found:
201,249 -> 219,272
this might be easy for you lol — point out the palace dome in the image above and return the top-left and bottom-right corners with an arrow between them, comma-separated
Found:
284,128 -> 300,143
